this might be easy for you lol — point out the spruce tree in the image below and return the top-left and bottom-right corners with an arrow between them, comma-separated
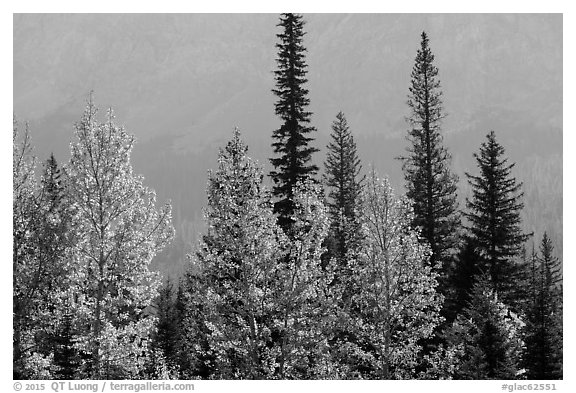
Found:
322,112 -> 364,376
464,131 -> 530,306
323,111 -> 363,267
270,13 -> 318,232
523,233 -> 563,379
400,31 -> 460,283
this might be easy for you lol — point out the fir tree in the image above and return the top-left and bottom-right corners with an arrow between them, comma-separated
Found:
400,31 -> 460,283
464,130 -> 530,306
65,98 -> 174,378
445,275 -> 525,379
523,233 -> 563,379
323,111 -> 363,267
168,279 -> 202,378
322,112 -> 364,377
270,13 -> 319,232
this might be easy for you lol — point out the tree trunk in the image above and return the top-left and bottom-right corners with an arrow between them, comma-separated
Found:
91,278 -> 104,378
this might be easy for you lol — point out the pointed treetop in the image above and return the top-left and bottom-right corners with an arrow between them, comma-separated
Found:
421,31 -> 429,45
220,127 -> 248,166
270,12 -> 318,232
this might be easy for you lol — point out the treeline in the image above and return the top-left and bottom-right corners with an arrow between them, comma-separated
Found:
13,13 -> 562,380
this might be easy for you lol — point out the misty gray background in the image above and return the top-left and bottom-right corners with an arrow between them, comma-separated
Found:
13,14 -> 562,277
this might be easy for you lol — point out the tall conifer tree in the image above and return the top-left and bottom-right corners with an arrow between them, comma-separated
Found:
400,31 -> 460,284
324,111 -> 363,266
270,13 -> 318,232
464,130 -> 530,306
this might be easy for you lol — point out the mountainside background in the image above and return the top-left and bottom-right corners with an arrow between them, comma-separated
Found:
13,13 -> 562,277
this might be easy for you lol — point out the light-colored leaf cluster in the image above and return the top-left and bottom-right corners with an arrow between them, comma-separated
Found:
343,170 -> 444,379
185,131 -> 334,379
62,101 -> 174,378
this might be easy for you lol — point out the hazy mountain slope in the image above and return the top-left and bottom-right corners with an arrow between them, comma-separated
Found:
14,14 -> 561,144
13,14 -> 562,276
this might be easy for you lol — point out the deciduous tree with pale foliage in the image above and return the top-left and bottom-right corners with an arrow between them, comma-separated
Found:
341,170 -> 444,379
182,130 -> 334,379
65,99 -> 174,379
271,181 -> 335,379
186,128 -> 287,379
13,118 -> 43,379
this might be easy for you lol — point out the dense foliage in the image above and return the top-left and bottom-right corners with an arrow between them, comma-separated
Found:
13,17 -> 561,380
342,171 -> 444,379
13,100 -> 174,379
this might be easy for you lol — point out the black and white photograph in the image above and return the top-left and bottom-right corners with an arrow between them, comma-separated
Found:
10,5 -> 568,389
